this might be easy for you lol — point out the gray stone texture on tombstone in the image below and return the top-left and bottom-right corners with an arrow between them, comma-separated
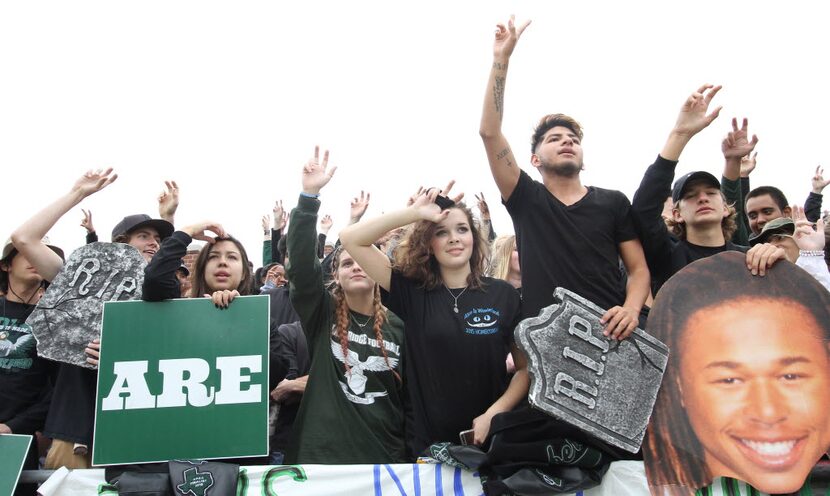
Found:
28,242 -> 147,368
515,287 -> 669,453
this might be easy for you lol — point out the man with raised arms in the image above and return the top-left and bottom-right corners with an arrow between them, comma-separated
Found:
479,16 -> 649,340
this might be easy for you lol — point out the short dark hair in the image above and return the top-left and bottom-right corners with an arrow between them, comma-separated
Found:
530,114 -> 584,154
745,186 -> 789,210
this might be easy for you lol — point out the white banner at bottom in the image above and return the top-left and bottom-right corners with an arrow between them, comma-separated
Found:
38,463 -> 485,496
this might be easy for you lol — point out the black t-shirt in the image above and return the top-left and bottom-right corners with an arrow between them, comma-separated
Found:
0,297 -> 55,435
382,271 -> 521,456
656,240 -> 748,292
44,363 -> 98,445
505,170 -> 638,319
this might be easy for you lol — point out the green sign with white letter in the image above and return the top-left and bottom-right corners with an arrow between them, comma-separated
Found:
93,296 -> 270,465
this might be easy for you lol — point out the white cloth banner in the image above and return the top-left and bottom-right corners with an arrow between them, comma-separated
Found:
38,463 -> 484,496
37,461 -> 775,496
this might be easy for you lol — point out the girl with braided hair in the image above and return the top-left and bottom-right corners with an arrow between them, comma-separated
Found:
340,182 -> 526,457
284,146 -> 406,464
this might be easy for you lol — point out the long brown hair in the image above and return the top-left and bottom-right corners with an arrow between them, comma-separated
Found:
189,236 -> 253,298
644,252 -> 830,493
393,202 -> 488,290
330,247 -> 400,383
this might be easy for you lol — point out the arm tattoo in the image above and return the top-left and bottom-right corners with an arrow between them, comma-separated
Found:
493,76 -> 506,121
496,147 -> 514,168
492,62 -> 508,71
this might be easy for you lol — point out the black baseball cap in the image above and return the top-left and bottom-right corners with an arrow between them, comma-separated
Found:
176,263 -> 190,276
671,171 -> 721,203
111,214 -> 174,241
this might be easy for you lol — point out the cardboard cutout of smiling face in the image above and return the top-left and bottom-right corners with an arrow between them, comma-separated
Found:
643,252 -> 830,495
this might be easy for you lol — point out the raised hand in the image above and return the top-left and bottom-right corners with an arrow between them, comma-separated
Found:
812,166 -> 830,194
272,200 -> 287,231
81,209 -> 95,233
721,118 -> 759,160
740,152 -> 758,177
406,186 -> 425,207
475,192 -> 491,221
261,214 -> 271,233
792,205 -> 825,251
412,180 -> 465,223
493,15 -> 532,60
438,179 -> 465,204
319,214 -> 333,233
672,84 -> 722,138
158,180 -> 180,221
301,146 -> 336,196
182,221 -> 226,244
71,168 -> 118,198
350,191 -> 371,222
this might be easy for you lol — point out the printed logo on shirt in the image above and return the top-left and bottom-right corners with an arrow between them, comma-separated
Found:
330,330 -> 400,406
463,308 -> 500,336
0,318 -> 35,372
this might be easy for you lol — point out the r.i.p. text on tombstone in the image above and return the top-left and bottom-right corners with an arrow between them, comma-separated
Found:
27,242 -> 147,368
515,287 -> 669,453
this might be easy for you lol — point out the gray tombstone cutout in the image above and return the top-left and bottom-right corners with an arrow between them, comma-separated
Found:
515,287 -> 669,453
28,242 -> 146,368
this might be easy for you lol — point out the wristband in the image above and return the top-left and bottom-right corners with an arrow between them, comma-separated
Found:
300,192 -> 320,199
263,229 -> 269,235
799,250 -> 825,257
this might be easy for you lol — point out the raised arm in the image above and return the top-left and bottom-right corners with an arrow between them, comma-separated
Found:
632,86 -> 722,278
11,168 -> 117,281
721,118 -> 759,181
479,15 -> 530,201
157,180 -> 179,226
286,146 -> 337,326
142,221 -> 225,301
721,118 -> 758,245
348,191 -> 371,225
661,84 -> 722,161
340,185 -> 461,291
805,166 -> 828,223
81,209 -> 98,244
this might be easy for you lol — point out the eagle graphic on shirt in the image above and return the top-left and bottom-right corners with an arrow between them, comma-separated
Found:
330,339 -> 399,397
0,330 -> 35,359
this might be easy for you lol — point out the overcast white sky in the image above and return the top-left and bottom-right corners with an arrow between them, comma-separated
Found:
2,1 -> 828,266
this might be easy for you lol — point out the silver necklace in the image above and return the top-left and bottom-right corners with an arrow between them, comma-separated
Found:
444,285 -> 468,313
349,312 -> 373,328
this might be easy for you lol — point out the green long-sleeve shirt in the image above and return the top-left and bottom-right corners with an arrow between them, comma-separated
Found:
285,194 -> 408,464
